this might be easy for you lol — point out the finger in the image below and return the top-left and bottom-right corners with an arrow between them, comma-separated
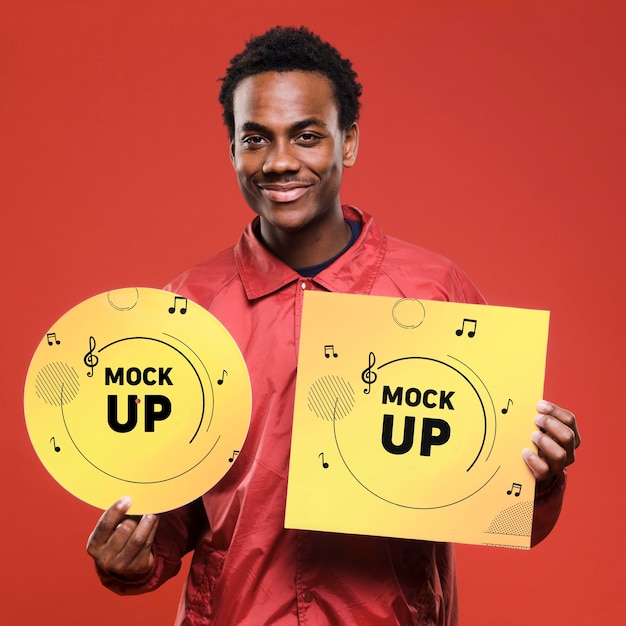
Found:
536,400 -> 581,449
522,447 -> 551,482
94,513 -> 158,574
86,496 -> 133,553
534,413 -> 578,466
115,513 -> 159,562
531,429 -> 569,474
125,514 -> 159,570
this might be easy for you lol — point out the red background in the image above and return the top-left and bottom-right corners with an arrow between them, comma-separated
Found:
2,1 -> 624,624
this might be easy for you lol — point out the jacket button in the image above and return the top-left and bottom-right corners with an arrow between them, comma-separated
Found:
301,590 -> 313,603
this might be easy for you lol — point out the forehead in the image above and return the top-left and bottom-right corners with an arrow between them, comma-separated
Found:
232,71 -> 340,130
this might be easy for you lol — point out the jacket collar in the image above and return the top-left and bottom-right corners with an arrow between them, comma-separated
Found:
234,206 -> 387,300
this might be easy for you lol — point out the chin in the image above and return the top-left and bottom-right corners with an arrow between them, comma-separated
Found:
261,206 -> 317,232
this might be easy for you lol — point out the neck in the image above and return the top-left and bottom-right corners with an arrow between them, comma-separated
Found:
258,208 -> 351,269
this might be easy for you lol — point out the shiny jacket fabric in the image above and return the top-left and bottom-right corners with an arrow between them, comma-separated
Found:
98,206 -> 566,625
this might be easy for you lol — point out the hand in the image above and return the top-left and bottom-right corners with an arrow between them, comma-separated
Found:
86,496 -> 158,577
523,400 -> 581,486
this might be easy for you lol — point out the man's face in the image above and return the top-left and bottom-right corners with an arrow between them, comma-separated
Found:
230,71 -> 358,236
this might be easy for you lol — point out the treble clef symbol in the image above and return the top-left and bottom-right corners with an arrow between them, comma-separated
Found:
84,336 -> 99,377
361,351 -> 377,394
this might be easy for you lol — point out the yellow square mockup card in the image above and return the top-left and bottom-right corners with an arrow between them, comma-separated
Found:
285,292 -> 549,548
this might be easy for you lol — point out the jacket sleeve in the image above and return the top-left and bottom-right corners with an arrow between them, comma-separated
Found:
530,470 -> 567,546
96,497 -> 208,595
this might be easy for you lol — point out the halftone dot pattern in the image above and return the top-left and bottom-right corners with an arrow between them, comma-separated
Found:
307,375 -> 355,420
486,500 -> 533,536
35,362 -> 80,406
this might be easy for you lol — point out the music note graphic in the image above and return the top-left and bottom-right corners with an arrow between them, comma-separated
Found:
324,344 -> 338,358
217,370 -> 228,385
318,452 -> 329,468
502,399 -> 513,414
455,318 -> 477,338
46,332 -> 60,346
361,351 -> 377,394
168,296 -> 188,314
507,482 -> 522,497
50,437 -> 61,452
84,336 -> 98,377
228,450 -> 240,463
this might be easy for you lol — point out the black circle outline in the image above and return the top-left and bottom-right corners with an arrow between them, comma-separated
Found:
106,288 -> 140,311
333,356 -> 496,509
60,336 -> 216,484
391,298 -> 426,329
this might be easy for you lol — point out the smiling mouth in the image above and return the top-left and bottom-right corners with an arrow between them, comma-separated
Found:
258,182 -> 313,203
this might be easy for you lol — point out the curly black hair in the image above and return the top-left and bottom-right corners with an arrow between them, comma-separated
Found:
218,25 -> 362,138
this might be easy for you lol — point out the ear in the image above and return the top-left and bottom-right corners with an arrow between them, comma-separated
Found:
229,140 -> 236,167
342,122 -> 359,168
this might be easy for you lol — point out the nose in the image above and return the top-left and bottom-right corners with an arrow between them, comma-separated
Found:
262,139 -> 300,175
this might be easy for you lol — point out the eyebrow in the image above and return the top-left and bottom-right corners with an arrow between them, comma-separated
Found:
240,117 -> 328,134
240,121 -> 269,134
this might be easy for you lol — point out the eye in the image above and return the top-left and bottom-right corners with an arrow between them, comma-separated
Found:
296,132 -> 323,145
241,135 -> 267,148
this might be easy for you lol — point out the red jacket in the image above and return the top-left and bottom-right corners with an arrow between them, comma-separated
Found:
98,206 -> 565,625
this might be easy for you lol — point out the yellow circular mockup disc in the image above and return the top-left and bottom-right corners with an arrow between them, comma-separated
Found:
24,288 -> 251,514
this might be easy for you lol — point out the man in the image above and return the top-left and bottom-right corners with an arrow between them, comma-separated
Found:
87,26 -> 580,625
